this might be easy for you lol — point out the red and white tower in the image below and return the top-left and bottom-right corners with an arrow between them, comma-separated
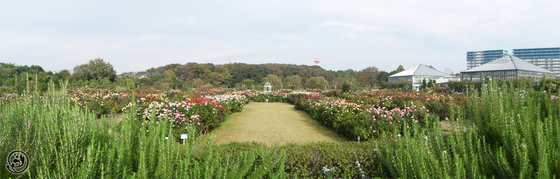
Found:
313,54 -> 321,65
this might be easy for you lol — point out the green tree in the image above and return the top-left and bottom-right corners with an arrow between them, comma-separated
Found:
241,79 -> 254,90
139,78 -> 153,87
219,68 -> 233,87
330,77 -> 345,89
396,65 -> 405,72
192,78 -> 204,88
427,79 -> 433,89
56,70 -> 71,80
342,80 -> 352,92
150,74 -> 164,82
72,58 -> 117,82
389,65 -> 405,76
269,66 -> 284,78
262,74 -> 282,89
0,66 -> 15,78
357,66 -> 380,87
209,72 -> 224,86
29,65 -> 44,74
306,76 -> 329,89
377,71 -> 390,83
284,75 -> 302,89
163,70 -> 177,83
422,78 -> 427,90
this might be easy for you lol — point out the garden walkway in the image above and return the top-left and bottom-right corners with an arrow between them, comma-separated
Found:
209,102 -> 345,145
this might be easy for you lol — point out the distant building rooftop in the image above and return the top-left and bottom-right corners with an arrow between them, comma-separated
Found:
462,55 -> 554,74
461,55 -> 557,81
390,64 -> 452,78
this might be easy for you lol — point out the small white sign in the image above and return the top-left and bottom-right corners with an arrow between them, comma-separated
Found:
181,134 -> 188,139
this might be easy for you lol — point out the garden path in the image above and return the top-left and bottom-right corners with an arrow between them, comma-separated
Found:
209,102 -> 346,145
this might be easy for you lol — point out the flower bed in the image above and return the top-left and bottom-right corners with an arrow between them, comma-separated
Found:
65,88 -> 248,139
306,98 -> 435,141
68,89 -> 187,116
344,90 -> 466,120
121,94 -> 248,139
287,91 -> 438,141
233,89 -> 291,102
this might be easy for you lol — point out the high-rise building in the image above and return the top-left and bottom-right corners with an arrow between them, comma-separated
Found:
466,50 -> 508,70
513,47 -> 560,75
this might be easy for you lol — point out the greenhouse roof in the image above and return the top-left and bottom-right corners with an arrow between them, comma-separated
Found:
389,64 -> 452,78
462,55 -> 554,74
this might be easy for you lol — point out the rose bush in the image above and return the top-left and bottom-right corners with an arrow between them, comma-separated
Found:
121,94 -> 248,140
306,98 -> 436,141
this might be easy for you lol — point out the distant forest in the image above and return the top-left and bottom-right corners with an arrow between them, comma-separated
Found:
0,59 -> 406,93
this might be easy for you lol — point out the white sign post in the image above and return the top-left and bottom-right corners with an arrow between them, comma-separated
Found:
181,134 -> 188,145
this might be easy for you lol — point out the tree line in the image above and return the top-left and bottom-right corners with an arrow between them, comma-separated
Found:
133,62 -> 406,90
0,58 -> 407,93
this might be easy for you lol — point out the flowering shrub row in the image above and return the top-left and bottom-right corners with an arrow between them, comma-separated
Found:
233,89 -> 291,102
340,89 -> 466,120
308,98 -> 435,141
287,91 -> 437,141
0,93 -> 22,103
68,89 -> 188,115
65,88 -> 247,139
122,94 -> 248,139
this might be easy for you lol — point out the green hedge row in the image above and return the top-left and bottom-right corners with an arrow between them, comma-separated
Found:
249,93 -> 285,102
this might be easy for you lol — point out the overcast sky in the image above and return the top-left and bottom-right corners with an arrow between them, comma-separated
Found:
1,0 -> 559,74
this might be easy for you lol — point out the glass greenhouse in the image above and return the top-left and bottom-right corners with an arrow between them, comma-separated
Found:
461,55 -> 557,82
389,64 -> 453,91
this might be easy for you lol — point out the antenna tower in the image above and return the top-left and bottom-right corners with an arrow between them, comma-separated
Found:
313,54 -> 321,65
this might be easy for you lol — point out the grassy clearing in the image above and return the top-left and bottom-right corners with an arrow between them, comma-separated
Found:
209,102 -> 346,145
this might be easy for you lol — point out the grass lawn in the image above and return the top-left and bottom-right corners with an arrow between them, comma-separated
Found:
208,102 -> 346,145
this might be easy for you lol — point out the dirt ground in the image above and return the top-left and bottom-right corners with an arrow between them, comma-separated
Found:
209,102 -> 346,145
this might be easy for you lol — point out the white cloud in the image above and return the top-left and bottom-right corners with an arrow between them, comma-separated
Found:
1,0 -> 559,74
321,21 -> 376,31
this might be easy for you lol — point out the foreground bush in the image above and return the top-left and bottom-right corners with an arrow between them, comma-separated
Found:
375,80 -> 560,178
205,141 -> 385,178
2,80 -> 558,178
0,83 -> 381,178
0,82 -> 286,178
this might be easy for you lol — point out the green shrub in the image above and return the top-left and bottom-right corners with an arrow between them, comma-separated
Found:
425,100 -> 442,114
208,141 -> 386,178
376,80 -> 560,178
0,81 -> 285,178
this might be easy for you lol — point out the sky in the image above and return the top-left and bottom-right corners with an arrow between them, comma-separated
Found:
1,0 -> 559,74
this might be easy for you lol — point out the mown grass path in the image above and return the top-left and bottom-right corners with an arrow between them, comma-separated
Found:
209,102 -> 346,145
